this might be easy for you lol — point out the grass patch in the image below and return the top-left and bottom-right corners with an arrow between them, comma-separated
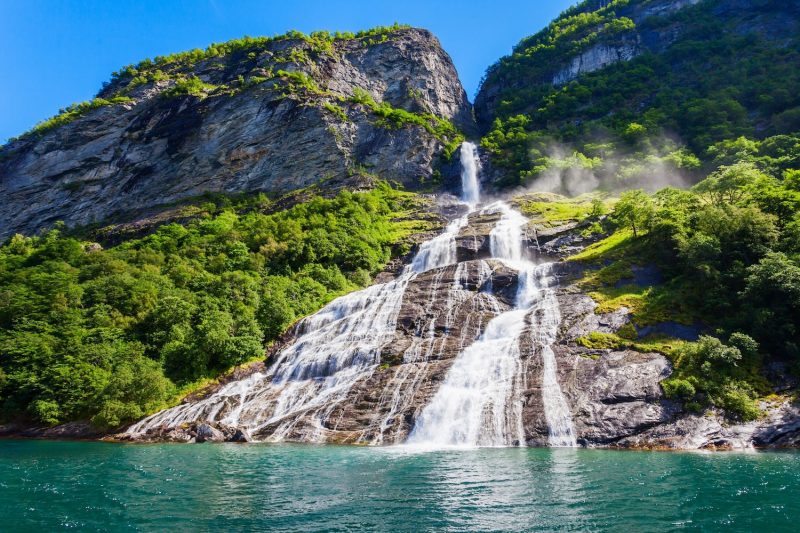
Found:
568,228 -> 634,262
576,331 -> 687,356
323,101 -> 350,122
26,96 -> 133,137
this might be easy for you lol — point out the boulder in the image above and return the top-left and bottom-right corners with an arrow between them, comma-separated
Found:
194,423 -> 225,443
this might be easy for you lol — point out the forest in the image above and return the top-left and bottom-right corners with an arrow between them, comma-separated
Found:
0,184 -> 429,429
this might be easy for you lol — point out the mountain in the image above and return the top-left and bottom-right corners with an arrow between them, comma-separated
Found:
475,0 -> 800,189
1,11 -> 799,448
0,26 -> 471,239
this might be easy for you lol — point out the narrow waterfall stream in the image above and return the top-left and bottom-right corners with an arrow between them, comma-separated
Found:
126,141 -> 576,447
459,141 -> 481,207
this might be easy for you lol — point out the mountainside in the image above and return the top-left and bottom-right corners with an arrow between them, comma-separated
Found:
1,11 -> 798,448
0,26 -> 471,239
475,0 -> 800,189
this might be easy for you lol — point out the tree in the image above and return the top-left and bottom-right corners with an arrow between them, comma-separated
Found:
741,252 -> 800,356
612,189 -> 655,237
691,162 -> 769,205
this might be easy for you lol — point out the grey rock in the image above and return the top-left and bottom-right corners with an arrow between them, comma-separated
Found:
195,423 -> 225,443
0,29 -> 473,238
229,428 -> 252,443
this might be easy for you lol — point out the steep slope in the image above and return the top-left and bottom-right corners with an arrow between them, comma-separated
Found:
116,191 -> 800,449
0,26 -> 472,239
475,0 -> 800,189
0,182 -> 444,432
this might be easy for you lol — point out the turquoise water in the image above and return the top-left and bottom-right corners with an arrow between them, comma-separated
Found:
0,441 -> 797,532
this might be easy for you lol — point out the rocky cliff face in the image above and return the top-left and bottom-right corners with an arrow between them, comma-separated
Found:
0,28 -> 473,239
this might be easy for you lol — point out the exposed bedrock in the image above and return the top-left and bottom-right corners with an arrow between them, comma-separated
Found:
0,28 -> 474,238
116,212 -> 800,448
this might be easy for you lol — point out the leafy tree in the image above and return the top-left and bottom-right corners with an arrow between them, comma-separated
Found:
741,252 -> 800,357
611,189 -> 655,237
691,162 -> 769,204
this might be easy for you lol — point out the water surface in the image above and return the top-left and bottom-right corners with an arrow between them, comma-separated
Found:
0,441 -> 797,531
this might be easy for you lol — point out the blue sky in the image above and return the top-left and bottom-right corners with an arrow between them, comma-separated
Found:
0,0 -> 575,143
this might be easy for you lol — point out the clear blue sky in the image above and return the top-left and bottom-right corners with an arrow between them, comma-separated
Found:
0,0 -> 575,143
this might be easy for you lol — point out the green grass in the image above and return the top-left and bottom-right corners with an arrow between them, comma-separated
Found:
567,228 -> 634,262
27,97 -> 133,136
323,101 -> 350,122
568,225 -> 697,327
514,192 -> 611,227
576,331 -> 688,356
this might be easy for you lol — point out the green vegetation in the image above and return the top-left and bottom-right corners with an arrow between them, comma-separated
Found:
479,0 -> 799,188
576,331 -> 686,357
662,334 -> 769,421
323,101 -> 350,123
162,76 -> 219,98
29,97 -> 133,136
274,70 -> 323,95
349,88 -> 464,158
568,141 -> 800,419
110,24 -> 411,85
514,192 -> 605,227
0,184 -> 432,429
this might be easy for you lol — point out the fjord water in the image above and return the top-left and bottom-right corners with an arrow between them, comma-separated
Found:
2,440 -> 798,531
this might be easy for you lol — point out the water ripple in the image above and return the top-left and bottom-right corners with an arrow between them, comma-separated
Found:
0,442 -> 798,531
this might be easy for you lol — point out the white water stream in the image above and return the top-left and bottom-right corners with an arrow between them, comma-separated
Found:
127,141 -> 576,447
407,202 -> 576,447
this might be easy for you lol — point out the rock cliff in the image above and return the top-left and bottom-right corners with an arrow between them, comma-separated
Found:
0,28 -> 473,239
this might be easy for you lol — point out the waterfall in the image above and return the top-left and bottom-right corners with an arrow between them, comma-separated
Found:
126,145 -> 479,441
411,215 -> 468,273
407,202 -> 577,447
460,141 -> 481,206
126,214 -> 466,440
126,141 -> 576,447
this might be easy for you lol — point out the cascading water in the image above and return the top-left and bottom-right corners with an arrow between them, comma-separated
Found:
460,141 -> 481,207
407,201 -> 577,448
128,142 -> 478,441
126,141 -> 576,447
127,217 -> 465,440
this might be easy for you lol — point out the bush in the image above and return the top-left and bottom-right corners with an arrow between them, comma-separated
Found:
163,76 -> 218,98
662,379 -> 696,399
30,400 -> 61,425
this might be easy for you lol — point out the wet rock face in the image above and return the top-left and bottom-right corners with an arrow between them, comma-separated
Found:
0,29 -> 473,238
260,259 -> 519,444
454,211 -> 499,262
114,208 -> 800,449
